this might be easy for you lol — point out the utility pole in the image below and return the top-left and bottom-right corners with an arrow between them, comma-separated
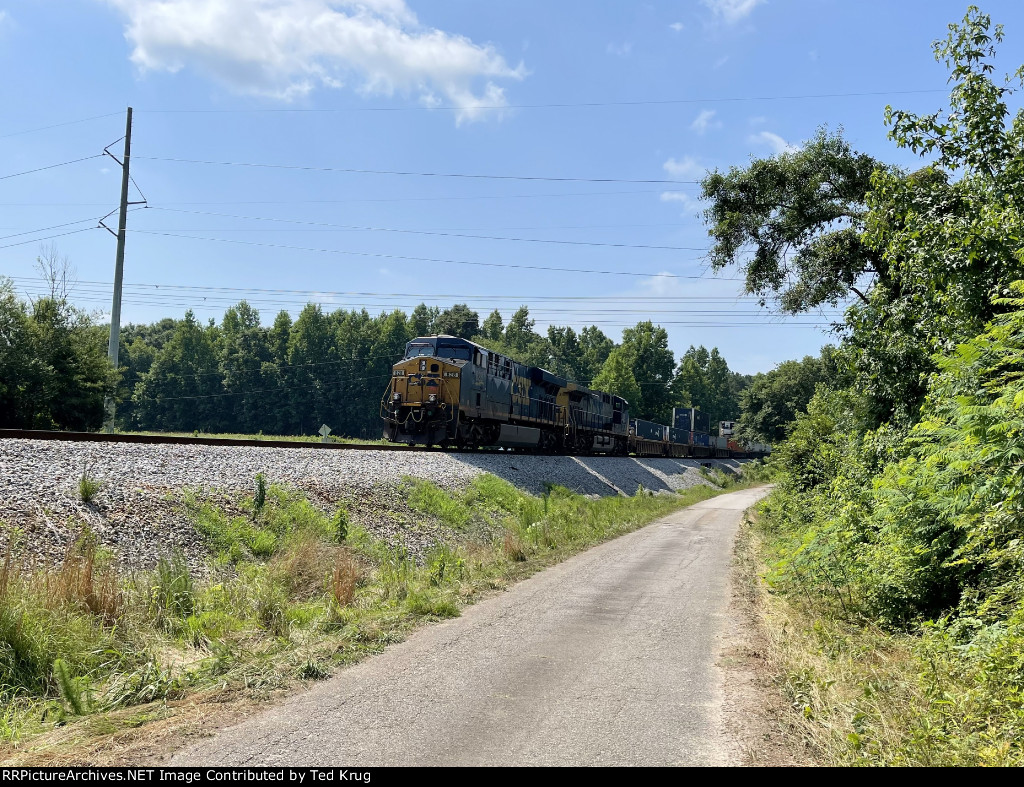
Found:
103,107 -> 134,433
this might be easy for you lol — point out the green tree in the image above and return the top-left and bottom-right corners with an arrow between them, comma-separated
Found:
432,303 -> 479,339
614,321 -> 675,422
578,326 -> 614,383
480,310 -> 504,342
702,128 -> 887,313
738,351 -> 838,443
220,301 -> 270,433
504,306 -> 538,353
409,304 -> 439,337
134,311 -> 222,431
591,346 -> 640,408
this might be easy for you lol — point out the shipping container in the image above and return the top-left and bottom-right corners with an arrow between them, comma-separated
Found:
719,420 -> 736,436
669,426 -> 689,445
631,418 -> 666,442
692,431 -> 711,447
672,407 -> 692,431
692,409 -> 711,434
715,435 -> 729,450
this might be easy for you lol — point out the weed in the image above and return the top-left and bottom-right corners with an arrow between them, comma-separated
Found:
406,588 -> 461,618
53,658 -> 91,716
252,571 -> 288,637
271,531 -> 331,600
502,530 -> 527,562
253,473 -> 267,514
333,506 -> 349,543
298,659 -> 330,681
49,534 -> 122,625
406,479 -> 470,529
150,551 -> 196,628
104,657 -> 183,708
78,466 -> 101,504
331,551 -> 360,608
427,543 -> 464,586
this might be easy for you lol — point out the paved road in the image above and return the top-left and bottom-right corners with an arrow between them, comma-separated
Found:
172,486 -> 769,767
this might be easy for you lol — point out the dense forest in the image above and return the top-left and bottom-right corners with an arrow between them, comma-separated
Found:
0,278 -> 757,437
702,7 -> 1024,764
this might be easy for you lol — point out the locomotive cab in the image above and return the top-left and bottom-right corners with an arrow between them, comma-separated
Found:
381,336 -> 468,446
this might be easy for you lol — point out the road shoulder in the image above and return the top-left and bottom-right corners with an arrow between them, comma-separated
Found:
719,505 -> 811,766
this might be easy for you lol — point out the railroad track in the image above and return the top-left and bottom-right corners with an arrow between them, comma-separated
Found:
0,428 -> 444,452
0,429 -> 742,461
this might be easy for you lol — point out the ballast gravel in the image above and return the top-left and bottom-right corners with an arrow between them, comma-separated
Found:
0,438 -> 745,571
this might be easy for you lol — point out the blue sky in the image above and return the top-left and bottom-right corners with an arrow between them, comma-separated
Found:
1,0 -> 1022,375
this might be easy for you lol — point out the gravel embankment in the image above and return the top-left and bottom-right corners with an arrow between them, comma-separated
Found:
0,439 -> 744,571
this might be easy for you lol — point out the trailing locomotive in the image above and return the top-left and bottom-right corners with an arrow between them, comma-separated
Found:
380,334 -> 770,458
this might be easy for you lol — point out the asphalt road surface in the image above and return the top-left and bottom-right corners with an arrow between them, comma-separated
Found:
172,485 -> 769,766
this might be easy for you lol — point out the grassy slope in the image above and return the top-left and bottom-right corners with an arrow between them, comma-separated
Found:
0,471 -> 752,764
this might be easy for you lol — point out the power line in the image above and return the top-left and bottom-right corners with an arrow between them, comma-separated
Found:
137,371 -> 397,403
7,275 -> 761,301
144,207 -> 708,251
0,113 -> 123,140
134,155 -> 699,185
129,230 -> 730,279
0,227 -> 98,251
143,210 -> 690,233
0,189 -> 684,207
0,216 -> 102,242
139,88 -> 947,113
0,154 -> 105,182
6,276 -> 850,305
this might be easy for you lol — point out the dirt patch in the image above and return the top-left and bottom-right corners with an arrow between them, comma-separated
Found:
718,510 -> 813,767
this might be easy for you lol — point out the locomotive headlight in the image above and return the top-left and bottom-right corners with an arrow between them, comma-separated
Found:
392,392 -> 401,402
428,393 -> 437,403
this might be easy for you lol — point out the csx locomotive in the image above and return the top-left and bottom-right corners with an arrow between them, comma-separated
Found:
380,334 -> 770,458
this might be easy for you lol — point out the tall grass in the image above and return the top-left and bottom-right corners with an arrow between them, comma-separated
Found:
0,474 -> 740,753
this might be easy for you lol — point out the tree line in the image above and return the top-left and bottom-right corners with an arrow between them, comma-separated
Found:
0,280 -> 754,437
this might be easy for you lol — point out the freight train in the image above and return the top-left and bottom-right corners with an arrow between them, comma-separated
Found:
380,334 -> 770,458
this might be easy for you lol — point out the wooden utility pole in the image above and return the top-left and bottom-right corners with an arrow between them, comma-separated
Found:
103,107 -> 133,433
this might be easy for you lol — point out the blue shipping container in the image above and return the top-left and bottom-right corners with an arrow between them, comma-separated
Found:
631,419 -> 665,441
669,427 -> 688,445
692,431 -> 711,447
672,407 -> 692,431
692,409 -> 711,433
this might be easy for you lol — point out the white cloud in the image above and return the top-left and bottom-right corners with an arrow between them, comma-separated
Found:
660,191 -> 702,213
104,0 -> 525,123
702,0 -> 764,24
606,41 -> 633,57
662,155 -> 703,179
690,109 -> 721,134
669,22 -> 685,33
748,114 -> 767,125
637,272 -> 689,297
749,130 -> 799,154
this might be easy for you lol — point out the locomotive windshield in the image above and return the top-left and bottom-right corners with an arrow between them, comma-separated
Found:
436,343 -> 472,361
405,344 -> 435,358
